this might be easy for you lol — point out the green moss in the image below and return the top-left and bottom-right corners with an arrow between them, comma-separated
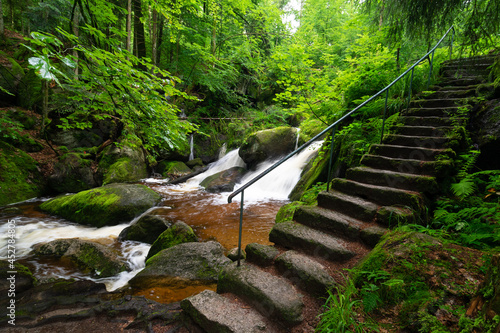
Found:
0,141 -> 45,206
146,222 -> 197,261
275,201 -> 305,223
40,184 -> 161,227
158,161 -> 191,177
103,157 -> 148,185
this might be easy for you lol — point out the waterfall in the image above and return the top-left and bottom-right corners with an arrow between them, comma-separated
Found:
189,134 -> 194,161
295,128 -> 300,150
218,143 -> 227,160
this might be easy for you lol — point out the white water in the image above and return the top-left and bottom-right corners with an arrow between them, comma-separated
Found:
0,140 -> 323,292
189,134 -> 194,161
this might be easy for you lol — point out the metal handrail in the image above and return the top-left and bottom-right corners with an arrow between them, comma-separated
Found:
228,26 -> 455,266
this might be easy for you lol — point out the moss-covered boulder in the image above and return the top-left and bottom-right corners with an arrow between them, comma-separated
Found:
289,145 -> 327,201
351,230 -> 490,331
32,238 -> 129,278
470,99 -> 500,170
275,201 -> 306,223
239,127 -> 299,169
129,241 -> 230,289
146,222 -> 198,260
0,260 -> 36,295
0,141 -> 45,206
157,160 -> 191,178
39,183 -> 161,227
199,167 -> 246,193
98,139 -> 148,185
119,210 -> 172,244
48,153 -> 98,194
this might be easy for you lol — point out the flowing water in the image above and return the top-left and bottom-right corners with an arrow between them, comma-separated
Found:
0,141 -> 323,303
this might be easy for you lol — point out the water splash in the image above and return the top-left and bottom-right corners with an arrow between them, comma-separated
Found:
188,134 -> 194,161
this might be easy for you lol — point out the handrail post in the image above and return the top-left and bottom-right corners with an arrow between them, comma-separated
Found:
237,190 -> 244,267
380,89 -> 389,144
406,67 -> 415,112
326,125 -> 337,192
427,50 -> 435,89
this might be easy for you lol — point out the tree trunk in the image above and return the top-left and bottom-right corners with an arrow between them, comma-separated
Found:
42,80 -> 49,133
156,16 -> 164,65
126,0 -> 132,55
151,4 -> 158,68
0,0 -> 4,39
73,6 -> 79,78
133,0 -> 146,59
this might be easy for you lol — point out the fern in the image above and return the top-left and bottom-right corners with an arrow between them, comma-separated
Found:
451,178 -> 477,199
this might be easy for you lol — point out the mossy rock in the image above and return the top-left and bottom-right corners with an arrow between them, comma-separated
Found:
39,183 -> 161,227
0,260 -> 36,295
32,238 -> 129,278
0,141 -> 45,206
98,139 -> 148,185
186,158 -> 204,168
146,222 -> 198,260
239,127 -> 299,169
119,210 -> 172,244
275,201 -> 306,223
289,145 -> 327,201
48,152 -> 98,194
158,161 -> 191,178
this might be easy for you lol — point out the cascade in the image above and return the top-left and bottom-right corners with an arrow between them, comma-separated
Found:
189,134 -> 194,161
218,143 -> 227,160
295,128 -> 300,150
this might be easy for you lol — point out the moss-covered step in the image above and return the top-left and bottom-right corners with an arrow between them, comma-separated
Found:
181,290 -> 270,333
346,167 -> 438,193
400,116 -> 466,127
245,243 -> 280,267
269,221 -> 355,262
317,190 -> 378,222
293,205 -> 364,240
382,134 -> 459,150
39,183 -> 161,227
0,141 -> 45,206
408,97 -> 463,108
330,178 -> 425,211
368,144 -> 456,161
274,250 -> 336,297
392,125 -> 454,138
360,154 -> 454,177
217,262 -> 304,326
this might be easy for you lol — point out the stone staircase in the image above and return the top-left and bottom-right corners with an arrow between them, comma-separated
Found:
180,54 -> 497,332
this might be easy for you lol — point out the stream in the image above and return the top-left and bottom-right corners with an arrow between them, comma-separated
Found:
0,142 -> 322,303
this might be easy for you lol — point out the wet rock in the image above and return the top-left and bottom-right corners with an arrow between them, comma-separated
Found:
157,160 -> 192,178
129,241 -> 231,289
239,127 -> 299,169
119,210 -> 172,244
48,153 -> 98,194
39,183 -> 161,227
32,238 -> 129,278
146,222 -> 198,260
200,167 -> 246,193
186,158 -> 204,168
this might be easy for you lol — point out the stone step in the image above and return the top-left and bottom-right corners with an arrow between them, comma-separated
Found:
275,250 -> 336,297
346,166 -> 438,193
316,190 -> 415,226
424,86 -> 480,99
269,221 -> 356,262
360,153 -> 453,176
393,125 -> 453,137
330,178 -> 425,211
400,115 -> 466,127
409,99 -> 463,108
437,77 -> 486,86
406,106 -> 461,117
383,133 -> 456,150
181,290 -> 273,333
441,68 -> 491,79
293,205 -> 364,238
369,144 -> 456,161
442,57 -> 496,68
217,263 -> 304,326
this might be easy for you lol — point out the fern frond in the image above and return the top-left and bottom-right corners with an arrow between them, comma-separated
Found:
451,178 -> 476,200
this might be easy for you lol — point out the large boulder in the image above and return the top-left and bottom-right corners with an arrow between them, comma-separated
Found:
0,141 -> 45,206
129,241 -> 231,289
470,99 -> 500,170
118,209 -> 173,244
48,152 -> 98,194
157,160 -> 191,178
39,183 -> 161,227
98,138 -> 148,185
32,238 -> 129,278
239,127 -> 299,169
199,167 -> 246,193
146,222 -> 198,260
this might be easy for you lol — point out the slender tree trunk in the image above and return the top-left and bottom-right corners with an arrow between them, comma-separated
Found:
0,0 -> 4,39
156,16 -> 163,65
73,6 -> 79,78
126,0 -> 132,55
151,3 -> 158,68
133,0 -> 146,59
42,80 -> 49,133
